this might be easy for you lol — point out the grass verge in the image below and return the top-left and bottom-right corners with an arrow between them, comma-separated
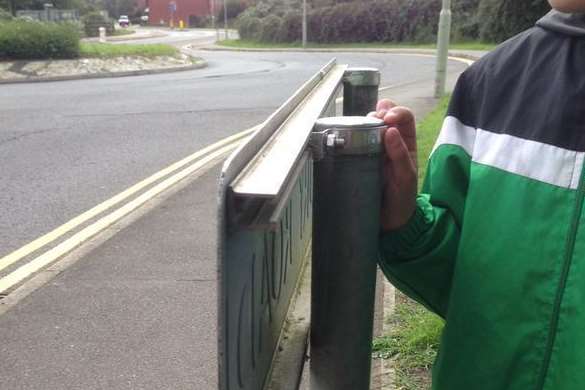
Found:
416,94 -> 451,183
372,94 -> 451,390
111,28 -> 136,37
217,39 -> 497,51
79,42 -> 179,58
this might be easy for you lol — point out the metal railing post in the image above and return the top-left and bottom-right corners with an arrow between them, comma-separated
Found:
342,68 -> 380,116
310,115 -> 386,390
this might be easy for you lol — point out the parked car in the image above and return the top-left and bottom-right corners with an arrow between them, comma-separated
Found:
118,15 -> 129,27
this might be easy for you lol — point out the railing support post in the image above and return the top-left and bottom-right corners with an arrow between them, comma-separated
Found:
310,113 -> 385,389
342,68 -> 380,116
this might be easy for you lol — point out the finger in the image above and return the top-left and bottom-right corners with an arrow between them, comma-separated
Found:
383,106 -> 416,134
376,99 -> 396,113
383,106 -> 417,154
384,127 -> 416,183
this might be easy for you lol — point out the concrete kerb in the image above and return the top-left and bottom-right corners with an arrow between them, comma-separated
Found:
200,45 -> 485,62
0,58 -> 207,85
106,31 -> 168,42
82,31 -> 168,43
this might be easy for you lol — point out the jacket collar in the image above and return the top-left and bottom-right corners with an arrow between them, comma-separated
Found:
536,10 -> 585,36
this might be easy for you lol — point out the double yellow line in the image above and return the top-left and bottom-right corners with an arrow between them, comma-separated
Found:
0,54 -> 476,297
0,127 -> 255,295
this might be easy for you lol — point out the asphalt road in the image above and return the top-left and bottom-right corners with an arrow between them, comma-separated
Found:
0,49 -> 466,266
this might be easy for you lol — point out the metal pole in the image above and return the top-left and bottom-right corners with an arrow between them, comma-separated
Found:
223,0 -> 228,40
311,90 -> 384,389
302,0 -> 307,48
434,0 -> 452,98
342,68 -> 381,117
211,0 -> 219,41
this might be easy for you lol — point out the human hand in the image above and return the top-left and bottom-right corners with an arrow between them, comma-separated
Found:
368,99 -> 418,231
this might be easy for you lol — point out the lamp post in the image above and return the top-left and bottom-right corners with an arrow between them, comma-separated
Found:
302,0 -> 307,48
223,0 -> 228,40
434,0 -> 452,98
211,0 -> 219,41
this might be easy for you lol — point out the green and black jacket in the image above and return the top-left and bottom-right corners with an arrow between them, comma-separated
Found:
379,10 -> 585,390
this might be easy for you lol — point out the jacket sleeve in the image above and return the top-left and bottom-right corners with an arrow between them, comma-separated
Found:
378,69 -> 475,318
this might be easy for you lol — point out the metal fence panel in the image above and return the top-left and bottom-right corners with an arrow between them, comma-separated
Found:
223,155 -> 312,390
218,60 -> 344,390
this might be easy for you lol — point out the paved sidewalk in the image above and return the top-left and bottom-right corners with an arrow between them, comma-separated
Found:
0,163 -> 222,389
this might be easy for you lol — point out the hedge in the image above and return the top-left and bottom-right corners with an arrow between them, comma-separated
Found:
0,20 -> 80,60
239,0 -> 441,44
477,0 -> 550,42
238,15 -> 262,40
237,0 -> 551,44
0,7 -> 12,21
81,11 -> 114,38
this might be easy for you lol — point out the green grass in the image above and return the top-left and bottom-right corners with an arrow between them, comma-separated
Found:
218,39 -> 497,51
111,28 -> 136,37
372,94 -> 451,390
373,300 -> 445,390
79,42 -> 178,58
416,94 -> 452,185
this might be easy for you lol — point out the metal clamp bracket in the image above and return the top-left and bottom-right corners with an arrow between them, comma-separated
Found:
309,116 -> 386,161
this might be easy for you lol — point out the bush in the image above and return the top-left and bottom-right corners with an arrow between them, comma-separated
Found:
307,0 -> 440,44
240,0 -> 298,19
277,11 -> 302,42
451,0 -> 481,41
0,20 -> 80,60
238,0 -> 549,44
243,0 -> 441,44
237,14 -> 263,40
478,0 -> 550,42
258,14 -> 283,43
217,0 -> 247,21
0,7 -> 12,21
81,11 -> 114,38
188,14 -> 210,28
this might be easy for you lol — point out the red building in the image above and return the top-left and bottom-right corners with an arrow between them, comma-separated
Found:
148,0 -> 211,27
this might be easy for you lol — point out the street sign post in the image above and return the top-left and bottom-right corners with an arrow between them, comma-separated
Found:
168,1 -> 177,28
217,62 -> 381,390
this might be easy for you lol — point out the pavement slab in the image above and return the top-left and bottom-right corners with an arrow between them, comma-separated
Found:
0,165 -> 221,390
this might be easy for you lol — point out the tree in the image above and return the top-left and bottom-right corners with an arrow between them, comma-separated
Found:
101,0 -> 136,18
0,0 -> 35,15
0,0 -> 92,14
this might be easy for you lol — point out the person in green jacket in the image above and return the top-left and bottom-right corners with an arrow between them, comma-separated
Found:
374,1 -> 585,389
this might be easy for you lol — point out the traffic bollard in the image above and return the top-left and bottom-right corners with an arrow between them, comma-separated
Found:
310,116 -> 386,390
98,27 -> 106,43
342,68 -> 381,116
